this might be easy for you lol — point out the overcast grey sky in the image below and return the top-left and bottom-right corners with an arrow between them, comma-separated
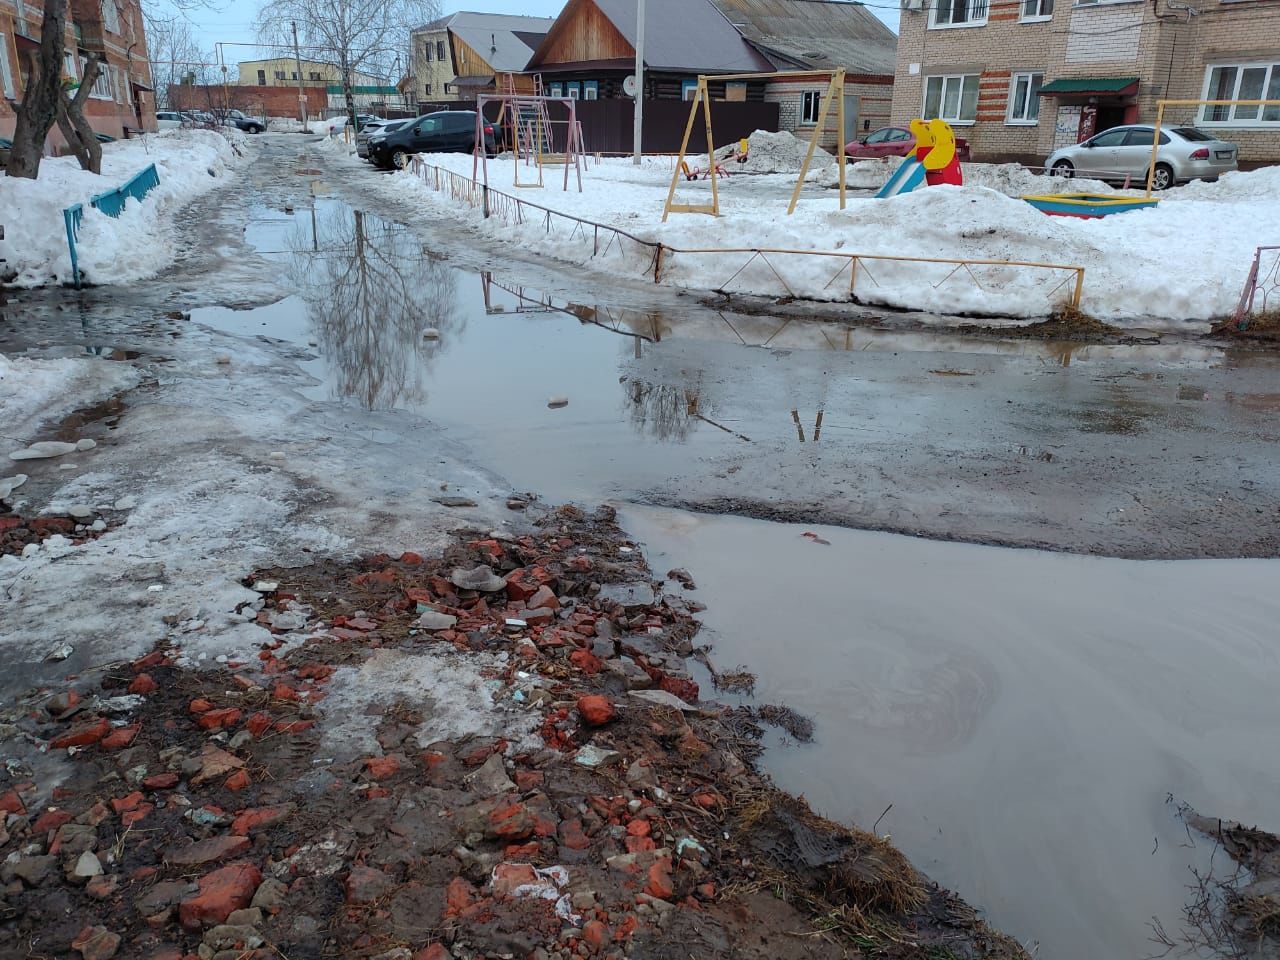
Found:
158,0 -> 899,70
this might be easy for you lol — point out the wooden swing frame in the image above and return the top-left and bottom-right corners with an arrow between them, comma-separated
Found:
663,69 -> 847,221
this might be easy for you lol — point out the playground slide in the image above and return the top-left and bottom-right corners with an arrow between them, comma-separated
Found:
875,159 -> 927,199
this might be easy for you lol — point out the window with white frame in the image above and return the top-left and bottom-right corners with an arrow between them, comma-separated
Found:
436,40 -> 445,61
1007,71 -> 1043,122
1201,62 -> 1280,124
100,0 -> 120,34
583,80 -> 598,100
85,56 -> 113,99
930,0 -> 989,28
801,90 -> 823,124
1,33 -> 15,99
924,74 -> 979,122
423,42 -> 433,61
1020,0 -> 1053,18
64,50 -> 78,80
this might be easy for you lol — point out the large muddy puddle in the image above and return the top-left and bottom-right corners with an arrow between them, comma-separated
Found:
624,505 -> 1280,958
175,197 -> 1280,957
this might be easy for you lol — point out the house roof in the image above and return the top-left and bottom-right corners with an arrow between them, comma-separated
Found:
709,0 -> 897,76
529,0 -> 774,74
415,12 -> 556,73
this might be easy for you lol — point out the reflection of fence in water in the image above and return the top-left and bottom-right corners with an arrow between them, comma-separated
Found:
410,159 -> 1088,315
1233,246 -> 1280,329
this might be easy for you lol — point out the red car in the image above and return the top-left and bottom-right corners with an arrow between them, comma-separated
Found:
844,126 -> 972,162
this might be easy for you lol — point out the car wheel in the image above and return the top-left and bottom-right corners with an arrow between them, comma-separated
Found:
1150,162 -> 1174,191
249,125 -> 263,134
1051,160 -> 1074,178
391,149 -> 410,170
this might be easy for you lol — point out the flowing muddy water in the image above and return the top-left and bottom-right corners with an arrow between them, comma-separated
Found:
623,507 -> 1280,959
168,193 -> 1280,957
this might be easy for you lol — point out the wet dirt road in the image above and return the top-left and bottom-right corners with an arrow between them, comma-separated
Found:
4,135 -> 1278,958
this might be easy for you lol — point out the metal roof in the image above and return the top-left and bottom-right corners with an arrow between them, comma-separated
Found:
531,0 -> 774,74
1038,76 -> 1140,95
710,0 -> 897,76
416,12 -> 556,73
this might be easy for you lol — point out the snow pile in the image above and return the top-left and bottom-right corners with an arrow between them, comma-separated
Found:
717,129 -> 832,174
0,352 -> 140,442
267,117 -> 306,133
1164,164 -> 1280,202
0,128 -> 248,287
962,162 -> 1119,198
377,151 -> 1280,323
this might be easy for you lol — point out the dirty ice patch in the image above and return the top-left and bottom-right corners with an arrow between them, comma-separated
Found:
0,450 -> 345,670
0,128 -> 249,288
319,648 -> 540,760
0,352 -> 140,445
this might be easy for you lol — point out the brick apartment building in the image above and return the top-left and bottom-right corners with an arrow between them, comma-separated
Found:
891,0 -> 1280,165
1,0 -> 157,142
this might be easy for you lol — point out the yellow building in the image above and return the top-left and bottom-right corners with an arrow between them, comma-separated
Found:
237,58 -> 340,87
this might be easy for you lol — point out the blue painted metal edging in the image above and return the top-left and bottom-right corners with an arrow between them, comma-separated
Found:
62,162 -> 161,287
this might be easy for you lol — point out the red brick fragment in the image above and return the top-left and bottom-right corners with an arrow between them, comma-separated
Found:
122,803 -> 154,827
32,809 -> 73,835
229,804 -> 295,836
178,861 -> 262,929
491,862 -> 538,897
577,695 -> 615,727
50,717 -> 111,749
198,708 -> 242,731
129,673 -> 159,695
644,856 -> 674,901
246,712 -> 273,737
363,755 -> 401,779
144,773 -> 179,791
224,770 -> 250,791
0,791 -> 25,815
188,699 -> 213,715
583,919 -> 611,952
101,724 -> 140,750
133,651 -> 166,669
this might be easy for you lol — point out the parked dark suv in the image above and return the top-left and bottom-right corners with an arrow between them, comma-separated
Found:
367,111 -> 497,169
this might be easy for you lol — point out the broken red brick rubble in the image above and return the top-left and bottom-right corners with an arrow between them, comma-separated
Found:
0,503 -> 1025,960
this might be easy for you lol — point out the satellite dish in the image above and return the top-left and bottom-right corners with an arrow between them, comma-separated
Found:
623,74 -> 638,98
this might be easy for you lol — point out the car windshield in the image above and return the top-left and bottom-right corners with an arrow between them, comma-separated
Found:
1172,127 -> 1216,141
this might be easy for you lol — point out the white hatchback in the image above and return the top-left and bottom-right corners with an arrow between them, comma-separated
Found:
156,111 -> 186,131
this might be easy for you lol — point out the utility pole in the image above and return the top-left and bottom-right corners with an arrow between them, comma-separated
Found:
632,0 -> 645,164
292,20 -> 307,124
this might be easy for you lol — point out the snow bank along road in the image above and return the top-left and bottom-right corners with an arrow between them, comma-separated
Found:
0,129 -> 249,287
330,139 -> 1280,326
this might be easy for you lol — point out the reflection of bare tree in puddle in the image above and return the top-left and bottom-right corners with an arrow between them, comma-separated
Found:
623,379 -> 704,442
286,207 -> 460,410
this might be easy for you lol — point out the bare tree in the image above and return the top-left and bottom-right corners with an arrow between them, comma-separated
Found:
256,0 -> 439,130
57,56 -> 106,173
5,0 -> 68,178
145,14 -> 215,108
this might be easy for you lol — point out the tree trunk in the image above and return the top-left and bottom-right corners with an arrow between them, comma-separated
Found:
341,55 -> 356,135
57,56 -> 104,174
5,0 -> 68,179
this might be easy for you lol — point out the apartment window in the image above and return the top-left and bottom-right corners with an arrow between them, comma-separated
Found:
1007,71 -> 1043,122
583,80 -> 598,100
1,33 -> 15,99
257,69 -> 266,85
309,71 -> 321,81
801,90 -> 823,124
436,40 -> 445,62
548,81 -> 563,97
274,70 -> 285,81
290,71 -> 297,80
424,82 -> 432,95
930,0 -> 988,27
1020,0 -> 1053,18
1201,62 -> 1280,123
681,79 -> 697,100
100,0 -> 120,33
424,42 -> 433,61
924,74 -> 980,123
566,81 -> 580,99
85,57 -> 113,99
64,50 -> 78,79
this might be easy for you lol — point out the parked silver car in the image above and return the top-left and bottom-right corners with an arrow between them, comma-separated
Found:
357,119 -> 408,158
1045,125 -> 1238,190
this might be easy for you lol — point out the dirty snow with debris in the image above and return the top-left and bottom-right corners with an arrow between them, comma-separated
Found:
370,148 -> 1280,324
0,128 -> 248,287
319,648 -> 541,759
